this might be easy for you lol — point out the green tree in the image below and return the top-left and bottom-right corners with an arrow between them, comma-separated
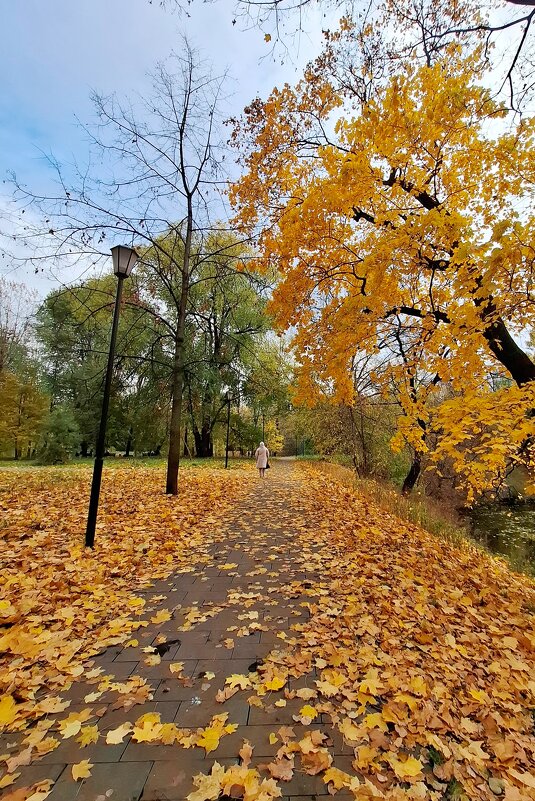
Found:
36,276 -> 163,456
38,406 -> 80,464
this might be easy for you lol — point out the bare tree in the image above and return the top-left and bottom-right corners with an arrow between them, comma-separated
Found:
0,278 -> 36,374
6,40 -> 239,495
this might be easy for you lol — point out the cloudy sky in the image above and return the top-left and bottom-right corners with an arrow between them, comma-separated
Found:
0,0 -> 327,293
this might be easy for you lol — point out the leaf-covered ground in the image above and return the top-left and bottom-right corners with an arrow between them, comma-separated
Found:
0,465 -> 249,720
0,462 -> 534,801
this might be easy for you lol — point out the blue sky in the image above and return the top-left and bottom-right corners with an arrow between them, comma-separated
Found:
0,0 -> 326,292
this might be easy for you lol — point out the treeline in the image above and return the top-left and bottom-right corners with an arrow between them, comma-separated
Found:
0,244 -> 291,464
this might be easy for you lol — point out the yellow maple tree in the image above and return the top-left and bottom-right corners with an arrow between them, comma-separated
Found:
231,27 -> 535,499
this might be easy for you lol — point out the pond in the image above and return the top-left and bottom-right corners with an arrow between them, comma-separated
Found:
468,504 -> 535,576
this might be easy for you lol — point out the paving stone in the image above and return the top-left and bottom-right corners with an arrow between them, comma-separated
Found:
121,739 -> 201,762
175,642 -> 228,659
39,738 -> 128,764
89,661 -> 140,679
8,763 -> 66,791
231,640 -> 272,659
208,725 -> 281,758
98,700 -> 180,732
151,678 -> 206,702
193,658 -> 253,677
247,698 -> 304,725
176,692 -> 250,727
46,761 -> 152,801
140,756 -> 238,800
283,769 -> 331,796
140,659 -> 198,680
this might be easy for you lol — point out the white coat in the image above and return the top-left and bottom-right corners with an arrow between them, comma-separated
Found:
255,444 -> 269,468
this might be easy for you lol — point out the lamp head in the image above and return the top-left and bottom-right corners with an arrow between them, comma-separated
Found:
111,245 -> 138,278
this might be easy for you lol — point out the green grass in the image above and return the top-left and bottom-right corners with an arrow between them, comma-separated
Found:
0,456 -> 250,471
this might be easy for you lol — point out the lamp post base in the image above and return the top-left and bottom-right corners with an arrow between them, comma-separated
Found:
85,457 -> 104,548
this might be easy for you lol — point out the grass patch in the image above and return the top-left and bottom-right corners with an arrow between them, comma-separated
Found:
0,456 -> 250,471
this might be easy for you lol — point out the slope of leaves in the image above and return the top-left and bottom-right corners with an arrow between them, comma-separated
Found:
229,466 -> 535,800
0,465 -> 249,729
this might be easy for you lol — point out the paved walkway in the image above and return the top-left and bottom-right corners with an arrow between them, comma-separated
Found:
7,461 -> 353,801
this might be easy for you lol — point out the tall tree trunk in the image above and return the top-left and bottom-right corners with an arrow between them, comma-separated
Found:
80,440 -> 89,458
165,203 -> 192,496
166,331 -> 186,494
402,452 -> 421,495
193,424 -> 212,457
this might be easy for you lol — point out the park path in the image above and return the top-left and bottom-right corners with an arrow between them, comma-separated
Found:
7,460 -> 355,801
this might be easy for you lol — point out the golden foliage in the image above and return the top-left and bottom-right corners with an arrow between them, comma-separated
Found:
231,35 -> 535,497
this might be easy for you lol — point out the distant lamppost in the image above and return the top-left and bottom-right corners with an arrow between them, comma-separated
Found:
262,412 -> 265,442
225,391 -> 231,469
85,245 -> 138,548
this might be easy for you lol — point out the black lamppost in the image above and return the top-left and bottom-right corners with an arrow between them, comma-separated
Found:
225,391 -> 231,469
262,412 -> 265,442
85,245 -> 138,548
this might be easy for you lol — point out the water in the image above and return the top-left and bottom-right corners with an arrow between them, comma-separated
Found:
468,505 -> 535,575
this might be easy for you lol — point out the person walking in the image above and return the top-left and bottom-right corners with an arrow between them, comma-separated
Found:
255,441 -> 269,478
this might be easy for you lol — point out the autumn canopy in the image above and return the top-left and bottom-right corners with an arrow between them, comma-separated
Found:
231,14 -> 535,500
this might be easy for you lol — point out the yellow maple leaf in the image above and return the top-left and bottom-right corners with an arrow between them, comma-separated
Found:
226,674 -> 251,690
299,704 -> 318,720
150,609 -> 171,624
363,712 -> 388,731
389,755 -> 423,779
0,772 -> 20,789
187,762 -> 226,801
316,680 -> 341,697
85,668 -> 103,679
77,725 -> 99,746
84,691 -> 102,703
61,719 -> 82,739
169,662 -> 185,674
0,695 -> 17,726
106,722 -> 133,744
409,676 -> 427,696
264,676 -> 286,691
324,766 -> 351,789
339,718 -> 361,741
196,726 -> 222,754
132,720 -> 163,742
469,688 -> 487,703
72,759 -> 93,781
37,697 -> 71,714
35,737 -> 60,756
296,687 -> 316,700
